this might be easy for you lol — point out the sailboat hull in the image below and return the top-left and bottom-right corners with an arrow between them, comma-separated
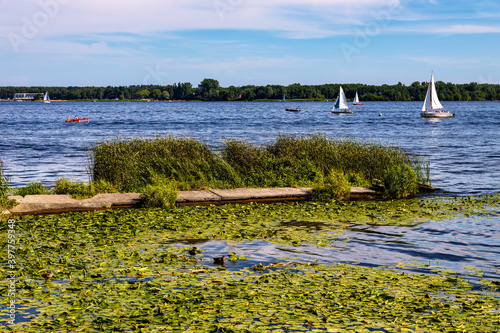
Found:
421,111 -> 454,118
353,102 -> 362,105
332,110 -> 353,114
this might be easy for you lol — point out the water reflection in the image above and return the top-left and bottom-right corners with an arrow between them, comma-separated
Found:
174,214 -> 500,284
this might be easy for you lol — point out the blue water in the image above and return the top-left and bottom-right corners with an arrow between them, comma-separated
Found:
1,100 -> 499,195
1,101 -> 499,281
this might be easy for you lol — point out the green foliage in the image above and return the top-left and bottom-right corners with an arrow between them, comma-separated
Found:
309,170 -> 351,202
90,136 -> 242,192
54,178 -> 118,199
383,164 -> 419,199
90,134 -> 429,197
346,171 -> 370,187
2,80 -> 499,101
14,181 -> 50,197
0,161 -> 16,209
1,194 -> 499,331
140,171 -> 178,208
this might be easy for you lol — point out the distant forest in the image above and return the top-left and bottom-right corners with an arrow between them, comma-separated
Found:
2,78 -> 499,102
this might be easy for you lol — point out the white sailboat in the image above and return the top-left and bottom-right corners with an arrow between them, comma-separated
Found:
43,92 -> 51,104
420,72 -> 454,118
332,86 -> 353,114
353,91 -> 362,105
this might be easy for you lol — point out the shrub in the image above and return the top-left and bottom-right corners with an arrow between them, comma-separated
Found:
91,136 -> 241,192
14,181 -> 50,197
141,171 -> 178,208
54,178 -> 118,199
0,161 -> 17,209
89,134 -> 430,195
383,165 -> 419,199
346,172 -> 370,187
309,170 -> 351,202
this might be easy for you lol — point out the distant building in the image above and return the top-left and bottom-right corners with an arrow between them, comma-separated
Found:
14,93 -> 39,101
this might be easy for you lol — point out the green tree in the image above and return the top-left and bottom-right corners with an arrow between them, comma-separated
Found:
137,89 -> 150,99
151,89 -> 162,100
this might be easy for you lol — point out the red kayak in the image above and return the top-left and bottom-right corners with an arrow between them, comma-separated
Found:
64,118 -> 89,123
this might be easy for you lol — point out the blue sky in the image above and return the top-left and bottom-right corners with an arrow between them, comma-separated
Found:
1,0 -> 499,87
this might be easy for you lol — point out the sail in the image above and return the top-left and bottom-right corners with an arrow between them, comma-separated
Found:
333,86 -> 349,110
422,72 -> 443,111
354,92 -> 359,103
44,92 -> 50,103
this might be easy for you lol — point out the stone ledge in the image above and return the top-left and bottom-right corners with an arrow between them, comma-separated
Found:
3,186 -> 383,216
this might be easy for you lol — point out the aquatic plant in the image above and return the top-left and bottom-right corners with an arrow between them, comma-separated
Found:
383,164 -> 419,199
1,194 -> 499,331
309,170 -> 351,202
140,170 -> 179,208
90,136 -> 242,192
14,181 -> 50,197
0,160 -> 16,210
90,134 -> 430,197
54,178 -> 118,199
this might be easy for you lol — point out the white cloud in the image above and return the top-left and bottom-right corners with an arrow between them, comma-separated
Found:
0,0 -> 403,39
431,24 -> 500,34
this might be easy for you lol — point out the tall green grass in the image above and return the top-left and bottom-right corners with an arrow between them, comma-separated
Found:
89,134 -> 430,199
90,136 -> 242,192
0,160 -> 16,210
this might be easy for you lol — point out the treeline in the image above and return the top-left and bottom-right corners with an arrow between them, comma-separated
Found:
1,78 -> 499,101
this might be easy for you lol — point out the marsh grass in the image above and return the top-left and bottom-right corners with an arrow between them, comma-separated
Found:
90,136 -> 243,192
0,160 -> 16,209
89,134 -> 430,199
14,181 -> 51,197
54,178 -> 118,199
140,170 -> 179,208
309,170 -> 351,202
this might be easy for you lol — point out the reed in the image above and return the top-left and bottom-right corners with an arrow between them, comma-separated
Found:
0,160 -> 16,209
54,178 -> 118,199
89,134 -> 430,199
90,136 -> 242,192
14,181 -> 50,197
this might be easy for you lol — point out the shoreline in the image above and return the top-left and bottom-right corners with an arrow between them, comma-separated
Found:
3,186 -> 381,216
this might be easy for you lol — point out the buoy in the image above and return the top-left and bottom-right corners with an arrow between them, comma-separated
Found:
379,113 -> 382,117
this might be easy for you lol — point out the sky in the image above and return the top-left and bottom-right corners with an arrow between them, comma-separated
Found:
0,0 -> 499,87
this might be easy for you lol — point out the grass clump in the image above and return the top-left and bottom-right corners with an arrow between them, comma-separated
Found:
89,134 -> 430,200
309,170 -> 351,202
14,181 -> 51,197
54,178 -> 118,199
221,139 -> 323,187
0,161 -> 17,210
383,165 -> 419,199
140,170 -> 178,208
90,136 -> 242,192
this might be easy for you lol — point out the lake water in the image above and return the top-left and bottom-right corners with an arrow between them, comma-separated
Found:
1,100 -> 499,195
1,101 -> 499,281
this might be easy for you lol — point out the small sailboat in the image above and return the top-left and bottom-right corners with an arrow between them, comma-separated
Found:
421,72 -> 454,118
353,91 -> 362,105
43,92 -> 51,104
332,86 -> 353,114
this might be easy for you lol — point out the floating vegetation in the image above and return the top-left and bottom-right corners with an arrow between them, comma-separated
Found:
1,194 -> 499,331
88,134 -> 430,199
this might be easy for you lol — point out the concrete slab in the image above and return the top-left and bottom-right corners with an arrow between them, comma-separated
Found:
2,186 -> 386,216
81,193 -> 142,207
209,187 -> 311,201
14,194 -> 78,204
176,190 -> 221,203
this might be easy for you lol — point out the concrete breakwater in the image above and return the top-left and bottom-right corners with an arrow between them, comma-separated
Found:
4,187 -> 381,216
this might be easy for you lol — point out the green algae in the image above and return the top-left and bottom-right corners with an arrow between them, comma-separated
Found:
1,193 -> 499,331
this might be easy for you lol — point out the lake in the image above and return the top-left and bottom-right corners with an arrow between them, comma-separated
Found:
1,100 -> 499,195
1,100 -> 499,282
